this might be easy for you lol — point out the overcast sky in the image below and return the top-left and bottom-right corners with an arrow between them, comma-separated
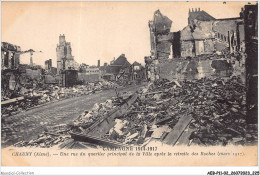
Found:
2,1 -> 255,67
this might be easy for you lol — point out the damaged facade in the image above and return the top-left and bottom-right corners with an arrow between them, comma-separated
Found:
130,61 -> 146,82
147,10 -> 173,82
179,8 -> 244,57
147,8 -> 247,82
1,42 -> 44,98
101,54 -> 131,82
56,35 -> 79,87
56,34 -> 79,74
1,42 -> 21,70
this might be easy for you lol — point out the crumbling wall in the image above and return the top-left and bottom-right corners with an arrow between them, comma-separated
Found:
203,39 -> 215,54
1,42 -> 21,70
147,10 -> 173,81
181,41 -> 194,57
157,58 -> 244,82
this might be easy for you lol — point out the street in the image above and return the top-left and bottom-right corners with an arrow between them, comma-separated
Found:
1,85 -> 143,148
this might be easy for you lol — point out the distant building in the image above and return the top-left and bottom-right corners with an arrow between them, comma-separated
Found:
78,65 -> 100,83
44,59 -> 57,75
130,61 -> 146,81
56,34 -> 79,74
100,62 -> 113,80
45,59 -> 52,70
102,54 -> 132,82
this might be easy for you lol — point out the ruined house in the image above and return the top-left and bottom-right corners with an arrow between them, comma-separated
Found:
178,8 -> 244,57
102,54 -> 131,82
130,61 -> 146,81
146,8 -> 247,82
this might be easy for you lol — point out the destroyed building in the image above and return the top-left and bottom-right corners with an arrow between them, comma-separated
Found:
149,10 -> 173,60
56,34 -> 79,74
178,8 -> 245,57
1,42 -> 21,70
45,59 -> 57,75
100,62 -> 113,80
147,10 -> 174,81
101,54 -> 131,82
129,61 -> 146,82
56,35 -> 79,87
146,8 -> 247,82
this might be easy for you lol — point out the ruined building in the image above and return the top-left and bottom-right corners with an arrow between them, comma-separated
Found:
45,59 -> 57,75
146,8 -> 247,82
45,59 -> 52,70
178,8 -> 244,57
100,54 -> 132,82
149,10 -> 173,60
147,10 -> 174,81
1,42 -> 21,70
56,34 -> 78,74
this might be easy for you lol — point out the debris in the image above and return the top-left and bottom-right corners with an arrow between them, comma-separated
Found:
10,76 -> 256,148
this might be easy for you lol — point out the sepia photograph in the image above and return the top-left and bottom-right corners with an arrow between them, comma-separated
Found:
1,1 -> 258,170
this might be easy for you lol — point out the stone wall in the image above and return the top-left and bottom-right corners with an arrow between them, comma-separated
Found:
78,73 -> 100,83
157,58 -> 245,82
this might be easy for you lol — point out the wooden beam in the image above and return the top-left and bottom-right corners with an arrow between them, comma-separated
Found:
1,96 -> 24,105
163,113 -> 192,146
85,93 -> 138,138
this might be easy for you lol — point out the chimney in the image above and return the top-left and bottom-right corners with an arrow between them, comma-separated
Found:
192,8 -> 194,12
104,62 -> 108,67
97,60 -> 100,68
189,8 -> 191,13
49,59 -> 52,68
195,8 -> 197,12
198,8 -> 200,11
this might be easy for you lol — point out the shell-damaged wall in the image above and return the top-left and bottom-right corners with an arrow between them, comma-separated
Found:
158,58 -> 245,83
146,10 -> 245,82
147,10 -> 173,82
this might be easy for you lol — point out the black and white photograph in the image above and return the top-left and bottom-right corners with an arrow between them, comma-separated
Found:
1,1 -> 258,170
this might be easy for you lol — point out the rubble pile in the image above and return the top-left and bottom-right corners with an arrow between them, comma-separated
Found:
1,81 -> 118,116
71,99 -> 116,133
9,77 -> 257,148
103,77 -> 257,146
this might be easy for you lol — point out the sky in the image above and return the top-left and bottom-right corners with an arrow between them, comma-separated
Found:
2,1 -> 255,67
